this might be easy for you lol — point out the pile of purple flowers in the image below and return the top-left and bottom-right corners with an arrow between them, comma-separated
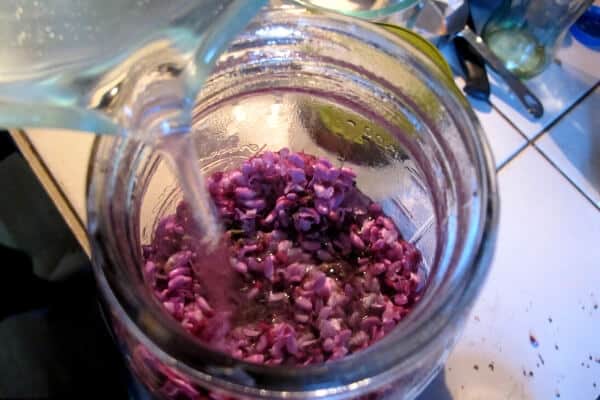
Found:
142,149 -> 423,368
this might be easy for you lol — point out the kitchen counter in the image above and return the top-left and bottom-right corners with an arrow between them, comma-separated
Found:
11,32 -> 600,400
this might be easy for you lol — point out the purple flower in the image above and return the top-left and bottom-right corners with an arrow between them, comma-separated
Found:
293,207 -> 321,232
263,254 -> 275,280
315,201 -> 329,215
168,267 -> 190,279
287,152 -> 305,168
284,263 -> 307,283
313,162 -> 330,181
314,184 -> 334,199
168,275 -> 192,291
288,167 -> 306,183
349,331 -> 369,349
319,319 -> 339,339
268,292 -> 287,303
245,354 -> 265,364
295,296 -> 313,311
164,251 -> 193,272
295,313 -> 310,323
239,244 -> 258,257
234,187 -> 257,200
242,199 -> 266,210
350,232 -> 366,250
300,240 -> 321,252
142,148 -> 424,374
233,261 -> 248,274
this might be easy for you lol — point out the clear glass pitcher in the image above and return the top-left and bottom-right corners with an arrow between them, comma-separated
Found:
0,0 -> 266,134
0,0 -> 268,246
482,0 -> 593,78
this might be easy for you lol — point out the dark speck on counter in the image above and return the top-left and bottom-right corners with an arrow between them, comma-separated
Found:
529,332 -> 539,348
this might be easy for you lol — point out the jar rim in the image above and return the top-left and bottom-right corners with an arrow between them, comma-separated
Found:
293,0 -> 421,20
87,7 -> 498,398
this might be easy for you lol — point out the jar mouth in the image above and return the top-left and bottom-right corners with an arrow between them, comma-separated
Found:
87,7 -> 498,399
294,0 -> 421,20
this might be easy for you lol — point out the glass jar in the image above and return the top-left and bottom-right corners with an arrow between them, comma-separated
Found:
293,0 -> 423,27
482,0 -> 593,78
87,6 -> 498,400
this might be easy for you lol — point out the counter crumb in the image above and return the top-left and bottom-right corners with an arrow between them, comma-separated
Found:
529,333 -> 539,348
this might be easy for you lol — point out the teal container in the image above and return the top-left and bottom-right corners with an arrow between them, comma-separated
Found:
482,0 -> 593,78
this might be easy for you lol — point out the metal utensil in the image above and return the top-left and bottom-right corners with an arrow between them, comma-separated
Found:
441,1 -> 544,118
453,8 -> 490,101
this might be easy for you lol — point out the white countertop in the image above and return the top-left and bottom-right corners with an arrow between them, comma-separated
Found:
14,33 -> 600,400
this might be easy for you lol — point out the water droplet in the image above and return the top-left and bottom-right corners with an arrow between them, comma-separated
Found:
17,31 -> 27,46
45,26 -> 52,33
58,34 -> 64,41
347,119 -> 356,127
49,32 -> 55,39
